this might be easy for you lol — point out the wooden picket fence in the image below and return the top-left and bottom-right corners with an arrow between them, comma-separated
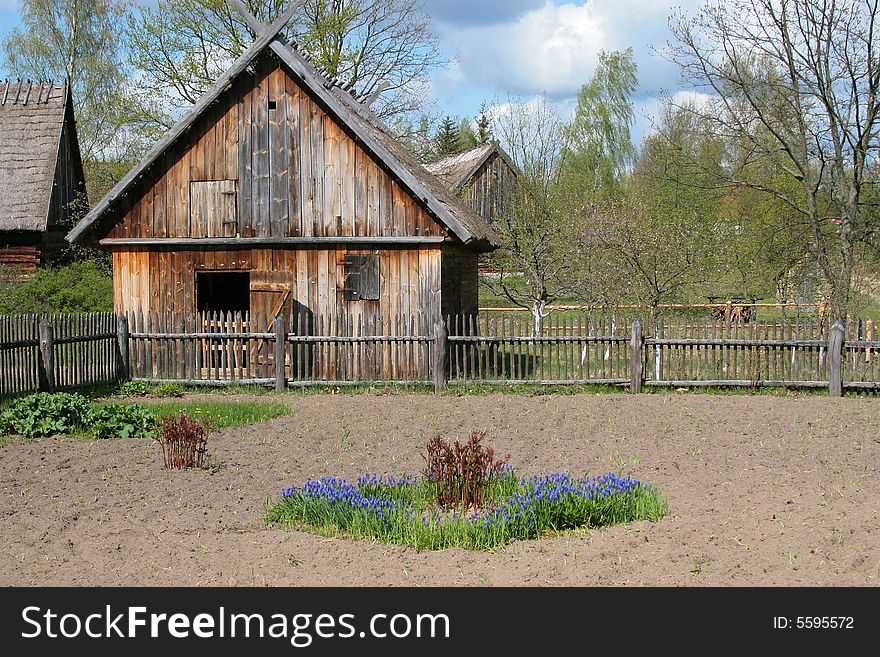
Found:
0,313 -> 121,398
1,311 -> 879,398
126,311 -> 434,387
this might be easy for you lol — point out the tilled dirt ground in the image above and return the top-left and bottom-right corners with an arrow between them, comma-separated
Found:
1,391 -> 877,586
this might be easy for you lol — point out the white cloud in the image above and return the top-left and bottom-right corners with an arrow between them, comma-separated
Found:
437,0 -> 704,98
669,89 -> 716,110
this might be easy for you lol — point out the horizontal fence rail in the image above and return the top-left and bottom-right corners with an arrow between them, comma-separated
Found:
1,312 -> 878,397
445,314 -> 632,385
126,311 -> 435,388
0,313 -> 120,398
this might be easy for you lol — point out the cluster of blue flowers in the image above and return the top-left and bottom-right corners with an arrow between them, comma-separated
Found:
281,471 -> 650,531
282,475 -> 406,525
479,472 -> 647,530
356,473 -> 416,488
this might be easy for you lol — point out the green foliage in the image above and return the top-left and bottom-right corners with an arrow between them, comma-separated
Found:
0,261 -> 112,314
89,403 -> 157,439
118,381 -> 150,397
563,48 -> 638,201
143,400 -> 291,429
434,115 -> 461,158
0,392 -> 91,438
457,117 -> 478,152
476,103 -> 493,144
153,383 -> 184,398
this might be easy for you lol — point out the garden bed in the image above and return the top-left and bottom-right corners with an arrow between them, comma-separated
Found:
0,391 -> 877,585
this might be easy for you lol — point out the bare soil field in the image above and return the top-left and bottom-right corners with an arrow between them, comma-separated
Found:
1,391 -> 877,586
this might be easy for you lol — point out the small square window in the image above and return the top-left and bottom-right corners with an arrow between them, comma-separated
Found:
268,99 -> 277,111
343,254 -> 380,301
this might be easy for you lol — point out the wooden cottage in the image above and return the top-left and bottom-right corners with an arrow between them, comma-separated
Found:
67,5 -> 498,381
0,80 -> 86,272
425,142 -> 518,224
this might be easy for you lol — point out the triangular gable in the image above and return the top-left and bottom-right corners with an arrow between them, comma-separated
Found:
67,11 -> 498,250
426,143 -> 519,192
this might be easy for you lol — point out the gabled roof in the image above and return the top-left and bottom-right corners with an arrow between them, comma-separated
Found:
425,142 -> 519,192
0,80 -> 69,232
67,10 -> 499,251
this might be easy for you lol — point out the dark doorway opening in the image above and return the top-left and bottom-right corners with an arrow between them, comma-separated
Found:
197,271 -> 250,313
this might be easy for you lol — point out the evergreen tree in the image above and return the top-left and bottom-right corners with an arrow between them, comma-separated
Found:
434,115 -> 460,158
476,103 -> 493,143
457,117 -> 478,152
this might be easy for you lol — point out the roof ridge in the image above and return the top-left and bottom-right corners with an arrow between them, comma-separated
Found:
1,79 -> 62,106
286,39 -> 372,106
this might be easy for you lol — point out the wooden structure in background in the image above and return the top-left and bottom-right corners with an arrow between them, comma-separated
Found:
426,142 -> 518,224
0,80 -> 86,272
67,4 -> 498,380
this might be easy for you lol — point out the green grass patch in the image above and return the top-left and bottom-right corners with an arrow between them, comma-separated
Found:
266,470 -> 667,551
114,400 -> 292,429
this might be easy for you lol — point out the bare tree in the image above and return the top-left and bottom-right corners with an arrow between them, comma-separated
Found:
126,0 -> 443,124
667,0 -> 880,322
483,97 -> 588,336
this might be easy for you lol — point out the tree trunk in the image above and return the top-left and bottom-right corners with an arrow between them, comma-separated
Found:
829,213 -> 855,324
531,299 -> 546,338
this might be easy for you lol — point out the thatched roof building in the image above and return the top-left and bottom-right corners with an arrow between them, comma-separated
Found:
0,80 -> 86,271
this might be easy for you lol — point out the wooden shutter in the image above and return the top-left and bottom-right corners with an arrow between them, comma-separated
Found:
343,254 -> 380,301
190,180 -> 239,237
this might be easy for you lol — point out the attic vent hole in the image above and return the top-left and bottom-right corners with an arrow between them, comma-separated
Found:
268,99 -> 277,110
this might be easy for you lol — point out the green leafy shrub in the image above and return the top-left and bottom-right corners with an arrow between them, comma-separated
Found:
0,261 -> 112,314
118,381 -> 150,397
157,412 -> 212,469
0,392 -> 91,438
153,382 -> 184,398
89,404 -> 157,439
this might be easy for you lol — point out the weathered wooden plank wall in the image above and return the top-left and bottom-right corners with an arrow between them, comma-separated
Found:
107,53 -> 446,242
111,246 -> 442,337
460,152 -> 517,223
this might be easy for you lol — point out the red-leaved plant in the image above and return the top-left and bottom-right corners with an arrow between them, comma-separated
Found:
157,412 -> 211,470
423,430 -> 510,510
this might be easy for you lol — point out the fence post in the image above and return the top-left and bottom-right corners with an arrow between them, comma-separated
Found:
273,315 -> 287,393
630,319 -> 643,394
828,320 -> 845,397
116,314 -> 130,382
38,317 -> 55,392
433,321 -> 447,394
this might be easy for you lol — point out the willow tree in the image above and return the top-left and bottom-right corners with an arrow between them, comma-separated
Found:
562,48 -> 638,202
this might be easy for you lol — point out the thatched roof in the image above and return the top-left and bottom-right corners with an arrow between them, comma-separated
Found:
0,80 -> 69,232
426,143 -> 518,192
67,13 -> 499,251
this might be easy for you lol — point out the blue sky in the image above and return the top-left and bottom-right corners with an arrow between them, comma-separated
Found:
0,0 -> 705,145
